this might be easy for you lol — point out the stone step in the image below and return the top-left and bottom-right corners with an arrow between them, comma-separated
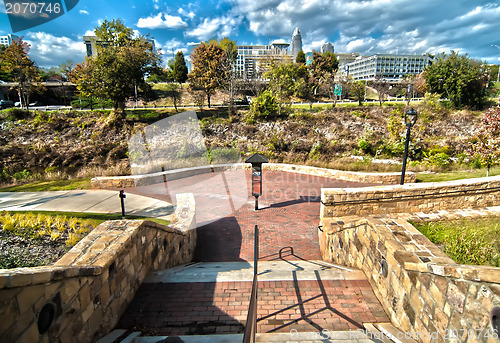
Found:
144,260 -> 365,283
101,322 -> 415,343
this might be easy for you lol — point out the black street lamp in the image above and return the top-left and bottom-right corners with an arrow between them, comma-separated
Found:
245,153 -> 268,211
400,108 -> 418,185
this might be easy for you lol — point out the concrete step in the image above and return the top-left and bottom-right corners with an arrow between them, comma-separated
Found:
144,260 -> 364,283
100,329 -> 400,342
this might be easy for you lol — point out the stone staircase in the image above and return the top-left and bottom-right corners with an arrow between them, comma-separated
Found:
96,261 -> 415,343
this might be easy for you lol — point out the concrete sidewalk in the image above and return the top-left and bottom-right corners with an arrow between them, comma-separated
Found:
0,190 -> 175,220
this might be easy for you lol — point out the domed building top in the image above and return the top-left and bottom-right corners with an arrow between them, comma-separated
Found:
293,27 -> 301,37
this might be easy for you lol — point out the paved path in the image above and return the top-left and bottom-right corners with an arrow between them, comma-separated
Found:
0,190 -> 174,220
114,171 -> 391,340
194,171 -> 373,262
117,261 -> 389,336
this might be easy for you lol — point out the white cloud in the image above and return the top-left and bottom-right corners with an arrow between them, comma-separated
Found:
227,0 -> 500,60
79,10 -> 89,15
137,13 -> 188,29
186,16 -> 240,41
178,8 -> 196,19
24,32 -> 86,68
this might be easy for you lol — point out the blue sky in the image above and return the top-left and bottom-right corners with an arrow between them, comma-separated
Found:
1,0 -> 500,69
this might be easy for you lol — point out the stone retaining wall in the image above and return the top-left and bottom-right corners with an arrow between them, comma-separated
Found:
320,176 -> 500,343
91,163 -> 415,189
0,194 -> 196,343
321,176 -> 500,218
319,217 -> 500,343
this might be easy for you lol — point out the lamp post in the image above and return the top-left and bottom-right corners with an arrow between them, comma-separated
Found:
245,153 -> 268,211
400,108 -> 418,185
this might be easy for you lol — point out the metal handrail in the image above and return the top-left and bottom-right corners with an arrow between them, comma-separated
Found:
243,225 -> 259,343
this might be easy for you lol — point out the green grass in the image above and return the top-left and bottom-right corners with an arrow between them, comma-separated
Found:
1,211 -> 170,227
0,211 -> 170,268
0,178 -> 92,192
416,167 -> 500,183
413,217 -> 500,267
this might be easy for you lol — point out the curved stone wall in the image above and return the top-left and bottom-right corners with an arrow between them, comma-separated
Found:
0,194 -> 196,343
91,163 -> 416,189
320,176 -> 500,342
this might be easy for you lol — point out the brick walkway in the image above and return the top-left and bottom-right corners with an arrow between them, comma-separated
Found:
194,171 -> 372,262
117,171 -> 388,337
117,278 -> 389,336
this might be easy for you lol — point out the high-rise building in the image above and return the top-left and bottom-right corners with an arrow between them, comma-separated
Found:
344,53 -> 433,81
321,42 -> 334,54
0,34 -> 20,46
235,40 -> 292,79
83,35 -> 156,57
290,27 -> 302,60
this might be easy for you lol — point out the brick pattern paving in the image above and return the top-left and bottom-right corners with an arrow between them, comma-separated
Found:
194,171 -> 373,262
117,279 -> 389,336
117,171 -> 386,336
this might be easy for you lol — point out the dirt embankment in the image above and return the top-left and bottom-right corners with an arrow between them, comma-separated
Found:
0,105 -> 481,183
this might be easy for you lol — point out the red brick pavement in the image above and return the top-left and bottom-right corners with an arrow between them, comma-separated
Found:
117,171 -> 387,336
117,279 -> 389,336
194,171 -> 373,262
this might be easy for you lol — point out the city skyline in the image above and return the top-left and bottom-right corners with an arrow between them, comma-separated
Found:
0,0 -> 499,69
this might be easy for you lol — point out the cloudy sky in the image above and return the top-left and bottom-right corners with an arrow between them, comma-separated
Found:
1,0 -> 500,69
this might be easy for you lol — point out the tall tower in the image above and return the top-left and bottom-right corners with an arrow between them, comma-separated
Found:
291,27 -> 302,60
321,42 -> 334,54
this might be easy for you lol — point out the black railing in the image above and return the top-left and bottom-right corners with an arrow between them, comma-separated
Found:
243,225 -> 259,343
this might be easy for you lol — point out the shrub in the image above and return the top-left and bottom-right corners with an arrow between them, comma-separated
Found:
13,169 -> 31,182
250,90 -> 279,121
358,138 -> 371,153
2,108 -> 30,121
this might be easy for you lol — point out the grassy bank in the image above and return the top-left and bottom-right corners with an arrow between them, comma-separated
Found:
413,217 -> 500,267
0,211 -> 170,268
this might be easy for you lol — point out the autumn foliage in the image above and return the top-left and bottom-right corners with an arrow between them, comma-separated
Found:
469,107 -> 500,176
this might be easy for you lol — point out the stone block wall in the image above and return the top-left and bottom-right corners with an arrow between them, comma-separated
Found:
322,176 -> 500,218
320,216 -> 500,343
0,194 -> 196,343
91,163 -> 415,189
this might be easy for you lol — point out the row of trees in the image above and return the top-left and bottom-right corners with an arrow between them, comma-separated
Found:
0,39 -> 41,108
0,18 -> 495,115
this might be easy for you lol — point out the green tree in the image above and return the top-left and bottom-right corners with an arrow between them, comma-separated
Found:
250,90 -> 279,121
309,51 -> 339,103
296,50 -> 306,64
1,38 -> 41,109
469,107 -> 500,177
424,51 -> 488,109
371,75 -> 389,106
173,51 -> 188,84
263,60 -> 297,115
71,19 -> 161,118
0,45 -> 13,81
218,37 -> 238,114
349,80 -> 366,106
188,41 -> 228,108
164,83 -> 182,112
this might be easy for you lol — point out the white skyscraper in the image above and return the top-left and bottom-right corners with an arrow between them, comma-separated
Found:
291,27 -> 302,60
321,42 -> 334,54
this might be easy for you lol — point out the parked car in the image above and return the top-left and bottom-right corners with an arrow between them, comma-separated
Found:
0,99 -> 14,109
